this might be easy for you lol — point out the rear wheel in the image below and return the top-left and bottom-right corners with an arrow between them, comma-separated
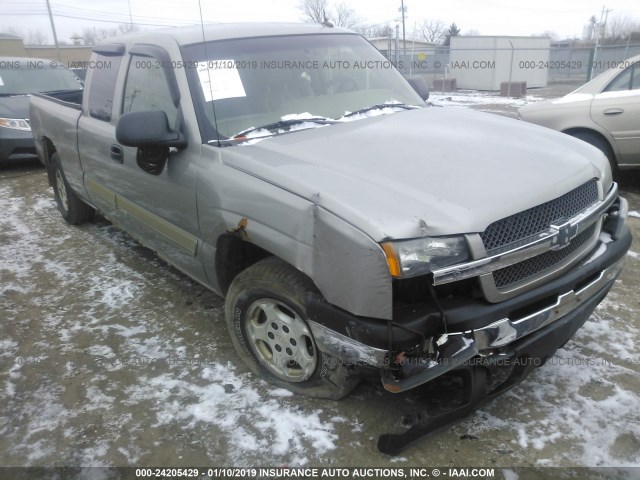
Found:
569,131 -> 618,176
51,153 -> 94,224
225,257 -> 359,399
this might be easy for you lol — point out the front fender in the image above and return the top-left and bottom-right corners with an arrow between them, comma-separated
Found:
197,152 -> 393,319
312,206 -> 392,320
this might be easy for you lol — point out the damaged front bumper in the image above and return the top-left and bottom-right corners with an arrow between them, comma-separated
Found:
307,222 -> 631,394
381,253 -> 625,393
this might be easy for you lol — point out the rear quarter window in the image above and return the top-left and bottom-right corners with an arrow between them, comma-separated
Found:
88,53 -> 123,122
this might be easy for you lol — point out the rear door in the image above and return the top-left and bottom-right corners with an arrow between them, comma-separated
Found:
78,45 -> 126,219
591,62 -> 640,167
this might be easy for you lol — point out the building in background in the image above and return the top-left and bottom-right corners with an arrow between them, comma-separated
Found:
449,36 -> 551,90
0,33 -> 92,66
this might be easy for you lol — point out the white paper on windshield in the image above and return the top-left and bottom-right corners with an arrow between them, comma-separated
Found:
197,60 -> 246,101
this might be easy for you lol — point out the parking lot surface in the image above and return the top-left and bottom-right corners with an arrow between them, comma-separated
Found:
1,93 -> 639,477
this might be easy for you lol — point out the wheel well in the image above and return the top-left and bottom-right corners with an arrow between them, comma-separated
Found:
563,127 -> 617,166
42,137 -> 57,184
215,234 -> 271,295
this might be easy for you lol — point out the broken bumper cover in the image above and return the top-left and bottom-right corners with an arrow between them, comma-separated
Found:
307,223 -> 631,393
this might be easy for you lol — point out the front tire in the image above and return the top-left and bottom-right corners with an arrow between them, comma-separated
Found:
225,257 -> 359,399
51,153 -> 94,224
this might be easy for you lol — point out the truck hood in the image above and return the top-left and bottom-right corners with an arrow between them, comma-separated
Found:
222,107 -> 608,241
0,95 -> 30,119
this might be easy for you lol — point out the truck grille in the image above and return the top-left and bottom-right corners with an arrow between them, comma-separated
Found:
481,179 -> 599,253
493,224 -> 596,289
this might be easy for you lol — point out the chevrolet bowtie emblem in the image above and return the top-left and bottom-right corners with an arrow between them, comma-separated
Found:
550,219 -> 579,250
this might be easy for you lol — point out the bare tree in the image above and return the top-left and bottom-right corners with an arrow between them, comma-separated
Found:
299,0 -> 329,24
26,30 -> 49,45
334,2 -> 360,29
0,27 -> 24,38
74,24 -> 141,45
419,19 -> 446,44
604,14 -> 640,44
298,0 -> 362,29
118,23 -> 141,35
532,30 -> 559,41
77,28 -> 109,46
355,23 -> 393,38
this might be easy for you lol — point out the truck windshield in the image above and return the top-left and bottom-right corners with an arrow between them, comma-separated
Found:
182,33 -> 424,142
0,62 -> 83,96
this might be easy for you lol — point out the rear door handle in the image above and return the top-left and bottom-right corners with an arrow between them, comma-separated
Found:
110,144 -> 124,163
603,108 -> 624,115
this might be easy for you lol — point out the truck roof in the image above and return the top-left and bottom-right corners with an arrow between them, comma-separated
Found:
99,22 -> 355,48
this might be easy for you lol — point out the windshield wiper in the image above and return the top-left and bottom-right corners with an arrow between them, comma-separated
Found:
342,103 -> 418,118
233,117 -> 335,140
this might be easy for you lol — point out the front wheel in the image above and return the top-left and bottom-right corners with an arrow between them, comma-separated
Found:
225,257 -> 359,399
51,153 -> 94,224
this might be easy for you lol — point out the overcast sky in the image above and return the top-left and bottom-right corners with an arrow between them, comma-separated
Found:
0,0 -> 638,44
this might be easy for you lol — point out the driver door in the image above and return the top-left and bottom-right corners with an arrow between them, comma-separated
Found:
113,47 -> 206,283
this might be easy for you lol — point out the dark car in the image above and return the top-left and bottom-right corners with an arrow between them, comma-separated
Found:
0,57 -> 83,163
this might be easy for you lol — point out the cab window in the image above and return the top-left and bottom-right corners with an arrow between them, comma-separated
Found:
88,53 -> 123,122
122,55 -> 178,127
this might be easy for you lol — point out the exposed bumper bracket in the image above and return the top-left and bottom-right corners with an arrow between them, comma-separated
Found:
381,333 -> 478,393
378,367 -> 487,455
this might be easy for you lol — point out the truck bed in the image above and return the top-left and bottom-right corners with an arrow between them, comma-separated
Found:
29,89 -> 84,191
32,89 -> 83,110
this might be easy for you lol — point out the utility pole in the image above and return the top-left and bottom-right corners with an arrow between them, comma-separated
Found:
395,24 -> 400,66
589,5 -> 613,81
45,0 -> 61,62
399,0 -> 407,53
128,0 -> 134,28
598,5 -> 612,39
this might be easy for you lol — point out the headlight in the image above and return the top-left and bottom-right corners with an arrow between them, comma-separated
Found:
0,118 -> 31,131
381,236 -> 470,278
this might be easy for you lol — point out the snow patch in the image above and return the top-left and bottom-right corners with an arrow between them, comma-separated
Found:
430,90 -> 545,108
124,366 -> 339,462
501,469 -> 519,480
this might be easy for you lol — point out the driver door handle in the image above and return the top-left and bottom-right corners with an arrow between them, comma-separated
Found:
110,144 -> 124,163
603,108 -> 624,115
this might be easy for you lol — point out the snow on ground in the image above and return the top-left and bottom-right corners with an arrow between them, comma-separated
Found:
0,183 -> 340,466
464,289 -> 640,467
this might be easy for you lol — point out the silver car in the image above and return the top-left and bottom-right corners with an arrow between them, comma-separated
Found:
519,55 -> 640,172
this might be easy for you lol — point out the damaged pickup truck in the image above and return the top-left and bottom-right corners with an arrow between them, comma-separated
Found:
29,23 -> 631,453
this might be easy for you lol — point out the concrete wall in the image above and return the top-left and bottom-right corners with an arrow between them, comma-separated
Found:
449,36 -> 550,90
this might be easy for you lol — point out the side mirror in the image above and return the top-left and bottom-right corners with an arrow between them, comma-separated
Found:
116,110 -> 186,148
407,76 -> 430,101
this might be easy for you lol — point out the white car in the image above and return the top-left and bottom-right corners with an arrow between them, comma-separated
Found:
519,55 -> 640,173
